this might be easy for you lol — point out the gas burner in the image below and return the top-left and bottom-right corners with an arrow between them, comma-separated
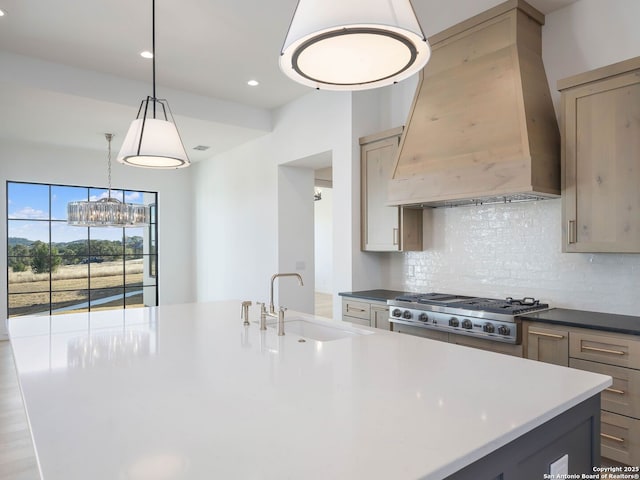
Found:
506,297 -> 540,306
388,292 -> 551,344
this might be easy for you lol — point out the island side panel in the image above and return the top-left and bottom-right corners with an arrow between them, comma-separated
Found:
446,395 -> 600,480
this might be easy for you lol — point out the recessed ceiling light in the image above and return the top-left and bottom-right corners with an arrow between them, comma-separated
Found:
0,8 -> 6,16
247,80 -> 259,87
140,51 -> 153,59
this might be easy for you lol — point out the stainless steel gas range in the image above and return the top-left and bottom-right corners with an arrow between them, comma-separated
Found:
388,293 -> 550,344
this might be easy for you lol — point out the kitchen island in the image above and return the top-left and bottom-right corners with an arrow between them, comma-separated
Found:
9,301 -> 611,479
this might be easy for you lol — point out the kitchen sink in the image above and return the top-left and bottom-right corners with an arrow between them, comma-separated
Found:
269,318 -> 374,342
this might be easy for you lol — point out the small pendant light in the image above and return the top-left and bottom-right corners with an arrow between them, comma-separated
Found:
117,0 -> 190,169
67,134 -> 150,227
279,0 -> 431,91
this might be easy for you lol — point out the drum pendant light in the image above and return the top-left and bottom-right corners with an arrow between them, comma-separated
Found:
279,0 -> 430,91
118,0 -> 190,169
68,134 -> 150,227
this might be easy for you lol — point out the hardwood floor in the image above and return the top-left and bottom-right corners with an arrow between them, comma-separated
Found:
314,292 -> 333,319
0,340 -> 39,480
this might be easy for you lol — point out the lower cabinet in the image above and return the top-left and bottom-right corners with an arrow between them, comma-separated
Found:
342,298 -> 370,324
371,305 -> 391,331
345,301 -> 640,466
393,317 -> 640,466
570,358 -> 640,420
523,320 -> 640,466
600,411 -> 640,466
524,322 -> 569,366
341,298 -> 391,330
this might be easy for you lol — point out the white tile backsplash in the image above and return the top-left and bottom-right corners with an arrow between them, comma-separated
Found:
401,199 -> 640,316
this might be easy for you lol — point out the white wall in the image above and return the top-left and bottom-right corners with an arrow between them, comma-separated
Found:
385,0 -> 640,317
542,0 -> 640,114
0,140 -> 195,338
314,187 -> 333,294
190,83 -> 418,316
277,165 -> 314,312
193,91 -> 354,319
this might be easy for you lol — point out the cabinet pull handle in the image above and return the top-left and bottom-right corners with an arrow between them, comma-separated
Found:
347,306 -> 365,313
601,433 -> 625,443
529,330 -> 565,339
393,228 -> 399,246
581,345 -> 626,356
605,387 -> 626,395
567,220 -> 577,244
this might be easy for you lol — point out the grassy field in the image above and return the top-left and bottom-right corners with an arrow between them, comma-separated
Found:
8,260 -> 150,317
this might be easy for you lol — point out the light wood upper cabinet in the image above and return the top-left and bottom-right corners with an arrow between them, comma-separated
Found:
360,127 -> 422,252
559,57 -> 640,252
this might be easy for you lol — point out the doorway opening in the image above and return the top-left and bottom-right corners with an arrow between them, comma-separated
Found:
314,166 -> 333,318
278,151 -> 333,318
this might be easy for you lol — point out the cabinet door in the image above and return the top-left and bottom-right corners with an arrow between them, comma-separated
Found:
601,411 -> 640,466
561,63 -> 640,252
525,322 -> 569,366
569,328 -> 640,370
570,358 -> 640,419
341,298 -> 370,321
371,305 -> 390,331
360,128 -> 422,252
361,133 -> 401,251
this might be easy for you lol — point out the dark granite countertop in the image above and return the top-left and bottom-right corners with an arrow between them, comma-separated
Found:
338,289 -> 410,303
341,291 -> 640,336
520,308 -> 640,336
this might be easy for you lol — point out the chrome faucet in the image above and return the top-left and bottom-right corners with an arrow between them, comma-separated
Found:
269,273 -> 303,314
277,307 -> 287,336
258,302 -> 286,336
241,300 -> 252,326
258,302 -> 269,330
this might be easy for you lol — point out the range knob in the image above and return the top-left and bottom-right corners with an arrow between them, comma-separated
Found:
418,313 -> 428,322
392,308 -> 402,318
461,319 -> 473,330
483,323 -> 495,334
402,310 -> 413,320
498,325 -> 511,336
448,317 -> 460,327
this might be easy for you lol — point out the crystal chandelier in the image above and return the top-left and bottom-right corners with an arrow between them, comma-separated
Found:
67,134 -> 150,227
117,0 -> 190,169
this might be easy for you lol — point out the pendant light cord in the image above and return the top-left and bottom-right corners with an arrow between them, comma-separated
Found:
105,133 -> 113,198
152,0 -> 156,119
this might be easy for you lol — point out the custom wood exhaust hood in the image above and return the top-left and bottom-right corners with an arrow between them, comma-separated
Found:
388,0 -> 560,208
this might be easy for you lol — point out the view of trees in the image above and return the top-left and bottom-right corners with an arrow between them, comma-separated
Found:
30,241 -> 61,273
7,182 -> 158,318
8,236 -> 144,273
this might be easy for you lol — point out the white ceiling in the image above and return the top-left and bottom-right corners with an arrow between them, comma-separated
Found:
0,0 -> 578,160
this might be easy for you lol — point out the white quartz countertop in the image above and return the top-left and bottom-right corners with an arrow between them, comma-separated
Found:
9,301 -> 611,480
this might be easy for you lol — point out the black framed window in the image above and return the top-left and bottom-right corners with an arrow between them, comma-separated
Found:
6,181 -> 158,317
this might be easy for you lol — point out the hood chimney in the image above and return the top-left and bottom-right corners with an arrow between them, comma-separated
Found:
389,0 -> 560,207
